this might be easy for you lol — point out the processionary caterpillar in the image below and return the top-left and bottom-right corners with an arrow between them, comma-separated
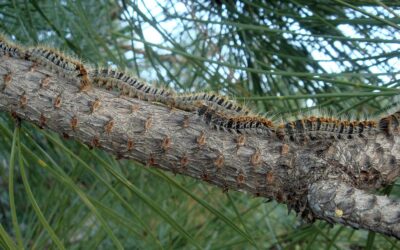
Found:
174,93 -> 251,116
378,110 -> 400,135
2,35 -> 397,143
1,37 -> 251,116
197,104 -> 391,142
197,104 -> 274,136
277,116 -> 379,141
89,68 -> 175,105
26,47 -> 91,91
89,68 -> 251,116
0,35 -> 24,58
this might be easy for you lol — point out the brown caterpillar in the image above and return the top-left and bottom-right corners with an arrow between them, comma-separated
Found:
5,37 -> 396,143
277,116 -> 379,141
26,47 -> 91,91
0,35 -> 24,58
90,68 -> 249,116
174,93 -> 250,116
89,68 -> 175,105
197,104 -> 384,142
378,110 -> 400,135
197,104 -> 274,136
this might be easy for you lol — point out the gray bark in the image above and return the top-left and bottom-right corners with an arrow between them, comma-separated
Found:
1,56 -> 400,239
309,180 -> 400,238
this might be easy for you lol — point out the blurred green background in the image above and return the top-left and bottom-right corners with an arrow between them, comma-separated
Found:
0,0 -> 400,249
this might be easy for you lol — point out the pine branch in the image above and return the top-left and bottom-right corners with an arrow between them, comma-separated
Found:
309,180 -> 400,238
1,55 -> 400,239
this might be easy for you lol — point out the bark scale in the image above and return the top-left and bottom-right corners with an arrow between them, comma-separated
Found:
1,56 -> 400,239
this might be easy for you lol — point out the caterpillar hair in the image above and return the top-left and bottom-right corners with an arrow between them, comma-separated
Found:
90,68 -> 175,105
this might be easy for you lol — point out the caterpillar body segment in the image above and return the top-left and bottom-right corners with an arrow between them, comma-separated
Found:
90,68 -> 175,105
0,35 -> 24,58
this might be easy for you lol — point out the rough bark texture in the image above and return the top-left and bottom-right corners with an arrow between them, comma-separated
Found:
1,56 -> 400,239
309,180 -> 400,238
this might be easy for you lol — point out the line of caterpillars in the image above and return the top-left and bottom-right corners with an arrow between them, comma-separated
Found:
1,35 -> 399,142
89,68 -> 249,116
197,104 -> 399,141
1,36 -> 250,116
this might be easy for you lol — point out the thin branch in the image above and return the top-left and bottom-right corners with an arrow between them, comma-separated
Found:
308,180 -> 400,238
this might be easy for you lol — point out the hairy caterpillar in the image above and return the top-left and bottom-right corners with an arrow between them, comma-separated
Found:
90,69 -> 250,116
26,47 -> 91,91
277,116 -> 379,141
4,36 -> 397,144
0,36 -> 250,116
89,68 -> 175,105
0,35 -> 24,58
197,104 -> 274,136
197,104 -> 385,142
174,93 -> 250,116
378,110 -> 400,135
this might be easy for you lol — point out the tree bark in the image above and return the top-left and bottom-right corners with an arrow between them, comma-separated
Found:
1,56 -> 400,239
309,180 -> 400,238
